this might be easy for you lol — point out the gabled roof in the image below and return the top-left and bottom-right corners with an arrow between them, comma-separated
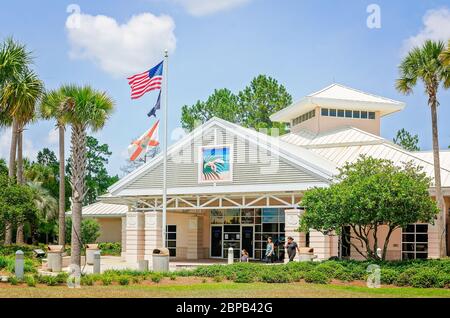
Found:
413,150 -> 450,171
106,117 -> 338,197
66,202 -> 127,217
270,83 -> 405,123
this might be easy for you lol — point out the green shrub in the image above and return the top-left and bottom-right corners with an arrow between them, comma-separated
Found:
169,274 -> 177,281
151,273 -> 163,283
380,268 -> 399,285
261,272 -> 291,283
98,242 -> 121,256
0,245 -> 36,257
334,268 -> 354,282
55,272 -> 69,284
65,217 -> 100,244
101,276 -> 113,285
8,276 -> 18,285
132,276 -> 141,284
81,275 -> 94,286
303,271 -> 330,284
35,274 -> 49,284
119,276 -> 130,285
289,271 -> 304,282
316,262 -> 345,277
437,274 -> 450,288
25,275 -> 36,287
395,268 -> 419,286
410,269 -> 443,288
213,275 -> 224,282
46,276 -> 59,286
234,271 -> 254,283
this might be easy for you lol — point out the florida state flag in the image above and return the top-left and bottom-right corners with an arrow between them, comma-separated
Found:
128,120 -> 160,161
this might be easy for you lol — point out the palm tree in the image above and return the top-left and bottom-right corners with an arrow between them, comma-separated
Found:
0,37 -> 31,244
1,68 -> 44,243
439,40 -> 450,67
64,85 -> 114,266
40,87 -> 74,246
27,181 -> 58,244
397,40 -> 450,258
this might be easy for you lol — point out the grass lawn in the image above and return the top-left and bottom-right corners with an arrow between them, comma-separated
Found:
1,281 -> 450,298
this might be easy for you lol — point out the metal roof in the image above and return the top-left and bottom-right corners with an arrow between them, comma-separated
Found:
281,126 -> 450,187
66,202 -> 127,217
270,83 -> 405,123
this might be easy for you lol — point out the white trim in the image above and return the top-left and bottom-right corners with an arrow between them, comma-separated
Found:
111,182 -> 328,197
270,83 -> 405,123
107,118 -> 335,196
123,193 -> 303,212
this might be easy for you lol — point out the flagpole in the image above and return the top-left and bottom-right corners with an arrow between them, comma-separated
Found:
162,49 -> 168,248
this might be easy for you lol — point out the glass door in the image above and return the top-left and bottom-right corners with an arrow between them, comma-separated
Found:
241,226 -> 254,258
210,226 -> 222,258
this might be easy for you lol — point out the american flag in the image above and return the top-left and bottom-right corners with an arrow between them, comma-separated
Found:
127,61 -> 163,99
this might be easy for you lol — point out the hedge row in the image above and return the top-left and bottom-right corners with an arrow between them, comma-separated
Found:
0,255 -> 38,274
3,259 -> 450,289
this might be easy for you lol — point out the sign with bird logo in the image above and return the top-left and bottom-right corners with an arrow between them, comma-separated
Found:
198,145 -> 233,183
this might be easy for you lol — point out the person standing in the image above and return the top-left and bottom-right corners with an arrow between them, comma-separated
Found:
265,237 -> 275,263
240,249 -> 249,262
285,236 -> 300,262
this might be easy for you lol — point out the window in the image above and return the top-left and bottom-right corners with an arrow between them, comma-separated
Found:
166,225 -> 177,257
209,209 -> 286,261
329,109 -> 337,117
292,110 -> 316,126
402,224 -> 428,260
320,108 -> 376,120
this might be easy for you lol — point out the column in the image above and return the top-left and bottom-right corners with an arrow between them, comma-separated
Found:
284,209 -> 306,262
144,211 -> 163,262
186,216 -> 199,260
125,212 -> 145,264
309,230 -> 331,260
121,216 -> 127,259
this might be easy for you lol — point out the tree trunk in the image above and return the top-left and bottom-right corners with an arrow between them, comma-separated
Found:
5,119 -> 18,245
429,88 -> 446,257
15,127 -> 25,244
8,119 -> 18,180
70,124 -> 87,267
16,128 -> 24,184
58,124 -> 66,246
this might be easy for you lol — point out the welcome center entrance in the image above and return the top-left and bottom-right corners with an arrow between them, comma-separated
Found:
209,208 -> 286,260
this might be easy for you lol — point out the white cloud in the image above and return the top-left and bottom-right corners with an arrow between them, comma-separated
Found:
66,12 -> 176,77
172,0 -> 251,16
47,128 -> 59,145
402,7 -> 450,53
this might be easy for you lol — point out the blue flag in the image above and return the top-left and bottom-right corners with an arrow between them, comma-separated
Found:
147,91 -> 161,118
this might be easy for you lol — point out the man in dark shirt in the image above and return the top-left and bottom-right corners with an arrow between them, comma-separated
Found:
285,236 -> 300,262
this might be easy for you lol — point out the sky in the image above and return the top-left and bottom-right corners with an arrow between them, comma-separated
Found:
1,0 -> 450,176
